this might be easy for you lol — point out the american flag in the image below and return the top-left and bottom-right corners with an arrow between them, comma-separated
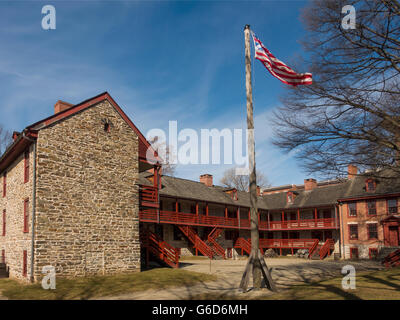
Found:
251,32 -> 312,86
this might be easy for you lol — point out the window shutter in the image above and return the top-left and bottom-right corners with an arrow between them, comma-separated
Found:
23,199 -> 29,233
23,250 -> 27,277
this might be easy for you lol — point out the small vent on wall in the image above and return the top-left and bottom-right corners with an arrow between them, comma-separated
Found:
102,118 -> 113,133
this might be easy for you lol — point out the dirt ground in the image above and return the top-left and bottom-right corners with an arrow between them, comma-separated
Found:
98,257 -> 384,300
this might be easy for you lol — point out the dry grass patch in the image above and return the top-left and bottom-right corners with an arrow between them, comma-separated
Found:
0,268 -> 217,300
188,267 -> 400,300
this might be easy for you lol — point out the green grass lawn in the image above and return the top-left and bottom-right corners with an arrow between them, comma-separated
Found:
0,268 -> 217,300
189,267 -> 400,300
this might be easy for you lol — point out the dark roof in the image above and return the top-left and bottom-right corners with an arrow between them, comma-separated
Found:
140,168 -> 400,210
338,169 -> 400,201
139,173 -> 268,209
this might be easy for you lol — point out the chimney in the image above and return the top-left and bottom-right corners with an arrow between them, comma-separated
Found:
348,164 -> 357,179
12,131 -> 20,141
304,178 -> 317,191
54,100 -> 73,114
200,174 -> 213,187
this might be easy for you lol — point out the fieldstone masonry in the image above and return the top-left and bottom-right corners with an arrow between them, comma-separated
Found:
1,99 -> 142,282
0,145 -> 34,280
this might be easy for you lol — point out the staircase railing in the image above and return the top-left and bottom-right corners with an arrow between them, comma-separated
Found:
139,185 -> 159,208
308,239 -> 320,259
319,239 -> 334,260
234,237 -> 251,255
207,227 -> 225,259
142,229 -> 179,268
178,225 -> 214,259
382,248 -> 400,268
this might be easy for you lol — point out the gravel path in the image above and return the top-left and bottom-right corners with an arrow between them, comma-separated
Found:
96,257 -> 384,300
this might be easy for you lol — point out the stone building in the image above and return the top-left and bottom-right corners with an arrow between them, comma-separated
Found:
1,92 -> 399,281
0,92 -> 158,281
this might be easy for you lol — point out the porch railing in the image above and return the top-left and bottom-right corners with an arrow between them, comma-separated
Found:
139,209 -> 337,231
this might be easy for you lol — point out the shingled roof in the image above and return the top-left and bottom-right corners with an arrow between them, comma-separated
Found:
139,168 -> 400,210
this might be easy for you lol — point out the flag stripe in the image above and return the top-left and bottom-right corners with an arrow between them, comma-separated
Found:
252,31 -> 312,86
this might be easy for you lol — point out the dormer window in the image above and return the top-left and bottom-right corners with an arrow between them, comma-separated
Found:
365,179 -> 376,192
232,190 -> 238,201
287,192 -> 294,204
224,188 -> 238,201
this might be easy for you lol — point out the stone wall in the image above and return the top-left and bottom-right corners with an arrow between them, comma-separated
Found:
32,100 -> 140,280
0,144 -> 34,281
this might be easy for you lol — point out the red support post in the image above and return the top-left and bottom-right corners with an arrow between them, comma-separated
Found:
175,199 -> 178,213
225,206 -> 228,219
297,209 -> 300,222
282,211 -> 285,222
206,203 -> 209,216
314,208 -> 318,223
237,207 -> 240,228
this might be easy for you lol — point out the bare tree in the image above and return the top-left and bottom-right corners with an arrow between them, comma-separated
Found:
149,136 -> 177,176
271,0 -> 400,179
220,167 -> 271,191
0,125 -> 12,156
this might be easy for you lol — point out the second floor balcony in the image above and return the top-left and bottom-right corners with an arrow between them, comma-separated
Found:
139,209 -> 338,231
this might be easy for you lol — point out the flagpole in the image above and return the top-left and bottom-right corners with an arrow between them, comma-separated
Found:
240,24 -> 276,292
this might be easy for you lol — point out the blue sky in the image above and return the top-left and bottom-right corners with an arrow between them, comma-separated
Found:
0,0 -> 315,187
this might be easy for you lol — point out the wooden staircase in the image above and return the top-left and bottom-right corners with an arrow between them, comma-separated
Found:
178,225 -> 214,259
141,229 -> 179,268
308,239 -> 334,260
234,237 -> 251,255
319,239 -> 335,260
206,227 -> 226,259
308,239 -> 320,259
382,248 -> 400,268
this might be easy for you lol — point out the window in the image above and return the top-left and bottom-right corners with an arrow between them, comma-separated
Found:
367,223 -> 378,239
365,179 -> 376,192
348,202 -> 357,217
23,199 -> 29,233
369,248 -> 378,260
349,224 -> 358,240
233,191 -> 238,201
367,200 -> 377,215
388,199 -> 398,214
350,247 -> 359,259
2,172 -> 6,198
2,210 -> 5,236
24,150 -> 29,183
22,250 -> 27,277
